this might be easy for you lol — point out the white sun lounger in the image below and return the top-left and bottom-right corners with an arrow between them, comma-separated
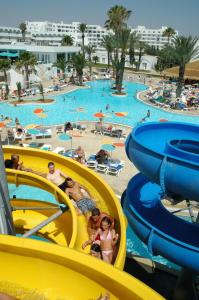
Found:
53,147 -> 65,154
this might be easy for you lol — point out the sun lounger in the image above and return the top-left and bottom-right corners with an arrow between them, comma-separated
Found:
56,126 -> 63,134
36,129 -> 52,139
53,147 -> 65,154
96,163 -> 109,174
111,129 -> 123,138
86,155 -> 98,169
107,159 -> 125,176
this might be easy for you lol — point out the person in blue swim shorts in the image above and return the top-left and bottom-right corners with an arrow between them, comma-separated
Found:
65,177 -> 96,219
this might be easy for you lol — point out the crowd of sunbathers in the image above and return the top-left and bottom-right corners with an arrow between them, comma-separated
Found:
4,155 -> 119,265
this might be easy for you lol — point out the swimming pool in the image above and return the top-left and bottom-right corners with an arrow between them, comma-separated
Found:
1,80 -> 199,127
9,184 -> 182,271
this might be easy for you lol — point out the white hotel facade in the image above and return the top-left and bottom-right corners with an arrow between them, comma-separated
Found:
0,21 -> 178,69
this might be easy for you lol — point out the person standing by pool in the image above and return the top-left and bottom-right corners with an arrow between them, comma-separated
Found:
147,109 -> 151,118
105,104 -> 110,111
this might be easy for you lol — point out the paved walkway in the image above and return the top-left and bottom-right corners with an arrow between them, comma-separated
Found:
1,122 -> 135,196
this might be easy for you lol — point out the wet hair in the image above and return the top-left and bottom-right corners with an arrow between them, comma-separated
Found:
91,208 -> 100,216
65,177 -> 74,187
5,159 -> 13,169
101,216 -> 112,227
90,243 -> 101,253
11,154 -> 19,162
48,162 -> 54,168
66,177 -> 73,181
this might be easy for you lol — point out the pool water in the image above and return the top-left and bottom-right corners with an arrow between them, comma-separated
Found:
1,80 -> 199,127
9,184 -> 182,271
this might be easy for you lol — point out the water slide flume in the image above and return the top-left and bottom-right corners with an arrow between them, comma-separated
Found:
123,122 -> 199,272
7,169 -> 76,248
2,146 -> 165,299
3,146 -> 126,269
0,235 -> 164,300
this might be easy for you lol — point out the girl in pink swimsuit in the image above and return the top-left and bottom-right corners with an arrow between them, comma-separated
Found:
82,216 -> 119,264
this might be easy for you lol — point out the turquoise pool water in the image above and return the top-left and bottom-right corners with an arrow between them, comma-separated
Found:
9,184 -> 182,271
1,80 -> 199,127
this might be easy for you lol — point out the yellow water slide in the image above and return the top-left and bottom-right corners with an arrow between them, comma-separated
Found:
0,235 -> 164,300
1,146 -> 164,299
3,146 -> 126,268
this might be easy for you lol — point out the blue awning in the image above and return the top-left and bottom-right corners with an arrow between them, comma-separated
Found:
0,52 -> 18,57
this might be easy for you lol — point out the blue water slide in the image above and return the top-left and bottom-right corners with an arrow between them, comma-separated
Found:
123,122 -> 199,272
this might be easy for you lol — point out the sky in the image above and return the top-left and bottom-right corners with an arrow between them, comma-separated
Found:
0,0 -> 198,36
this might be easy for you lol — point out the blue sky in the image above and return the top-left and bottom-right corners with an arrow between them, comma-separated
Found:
1,0 -> 199,36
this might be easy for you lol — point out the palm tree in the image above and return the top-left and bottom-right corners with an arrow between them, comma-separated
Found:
105,5 -> 131,80
101,35 -> 114,66
69,53 -> 87,86
0,59 -> 11,83
162,27 -> 176,44
105,5 -> 132,34
173,36 -> 199,97
61,35 -> 74,46
85,44 -> 96,75
129,32 -> 140,66
15,51 -> 37,89
16,82 -> 22,101
114,28 -> 131,93
93,56 -> 99,64
136,41 -> 146,71
38,83 -> 45,102
19,22 -> 27,41
53,57 -> 67,79
78,23 -> 87,55
155,45 -> 176,73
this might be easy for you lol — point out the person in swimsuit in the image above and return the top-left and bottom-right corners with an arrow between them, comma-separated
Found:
47,162 -> 69,193
87,208 -> 114,240
65,177 -> 96,219
11,154 -> 32,172
9,155 -> 46,177
74,146 -> 85,164
82,216 -> 119,264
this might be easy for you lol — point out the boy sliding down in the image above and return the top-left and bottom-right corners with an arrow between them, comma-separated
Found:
65,177 -> 96,219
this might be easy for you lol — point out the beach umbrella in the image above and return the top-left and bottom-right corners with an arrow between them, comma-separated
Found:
0,122 -> 5,128
36,113 -> 48,137
33,108 -> 44,114
101,144 -> 116,157
94,112 -> 105,118
25,124 -> 38,129
27,128 -> 40,135
27,128 -> 40,143
58,133 -> 73,151
159,119 -> 168,122
114,112 -> 128,127
38,113 -> 48,118
113,142 -> 125,147
115,112 -> 128,117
